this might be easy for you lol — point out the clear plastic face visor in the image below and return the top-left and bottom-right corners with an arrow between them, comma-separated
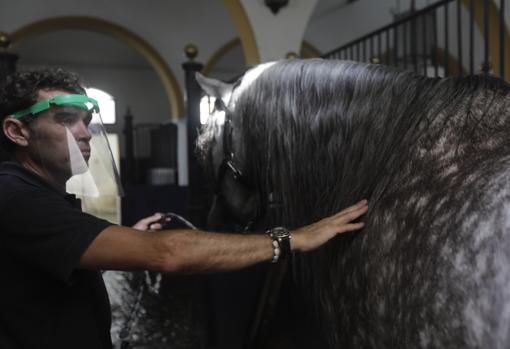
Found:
11,94 -> 123,197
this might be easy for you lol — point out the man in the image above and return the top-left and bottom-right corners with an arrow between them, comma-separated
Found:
0,68 -> 368,348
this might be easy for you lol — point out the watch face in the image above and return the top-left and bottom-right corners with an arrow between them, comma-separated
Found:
272,227 -> 290,239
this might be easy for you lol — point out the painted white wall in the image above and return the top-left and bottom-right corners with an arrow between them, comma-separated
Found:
240,0 -> 319,62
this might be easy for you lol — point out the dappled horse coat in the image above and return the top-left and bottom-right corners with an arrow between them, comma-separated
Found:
197,59 -> 510,348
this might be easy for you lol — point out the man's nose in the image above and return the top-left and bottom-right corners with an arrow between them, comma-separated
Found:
73,120 -> 92,141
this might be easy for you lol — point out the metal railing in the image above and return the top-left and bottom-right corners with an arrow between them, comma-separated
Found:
322,0 -> 508,80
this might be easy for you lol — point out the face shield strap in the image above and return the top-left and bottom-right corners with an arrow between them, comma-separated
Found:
10,94 -> 100,120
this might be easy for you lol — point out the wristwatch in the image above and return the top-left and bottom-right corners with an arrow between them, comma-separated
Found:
267,227 -> 291,263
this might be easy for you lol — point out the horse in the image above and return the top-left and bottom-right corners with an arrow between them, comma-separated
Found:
196,58 -> 510,348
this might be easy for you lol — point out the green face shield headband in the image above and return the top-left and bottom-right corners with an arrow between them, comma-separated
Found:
10,94 -> 100,120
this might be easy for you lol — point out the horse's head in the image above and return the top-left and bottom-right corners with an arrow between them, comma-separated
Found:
196,63 -> 277,231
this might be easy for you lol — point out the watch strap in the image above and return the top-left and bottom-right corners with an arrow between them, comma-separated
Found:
267,227 -> 291,263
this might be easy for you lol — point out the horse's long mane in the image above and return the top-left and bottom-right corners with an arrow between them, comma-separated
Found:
226,59 -> 510,344
198,58 -> 510,347
234,59 -> 508,227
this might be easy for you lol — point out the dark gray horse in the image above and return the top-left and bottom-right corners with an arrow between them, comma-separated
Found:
197,58 -> 510,348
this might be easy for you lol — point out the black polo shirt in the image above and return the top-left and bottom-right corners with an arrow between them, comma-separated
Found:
0,162 -> 114,348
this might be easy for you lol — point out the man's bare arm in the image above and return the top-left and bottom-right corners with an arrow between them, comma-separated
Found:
79,200 -> 368,273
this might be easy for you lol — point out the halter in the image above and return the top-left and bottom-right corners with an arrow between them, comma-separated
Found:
212,92 -> 264,232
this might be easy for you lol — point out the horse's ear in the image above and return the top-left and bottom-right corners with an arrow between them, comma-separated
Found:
195,72 -> 235,106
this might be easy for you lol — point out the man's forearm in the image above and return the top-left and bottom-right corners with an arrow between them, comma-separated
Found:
80,200 -> 367,273
155,229 -> 274,273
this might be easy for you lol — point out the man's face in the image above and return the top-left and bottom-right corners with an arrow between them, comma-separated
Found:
26,89 -> 92,182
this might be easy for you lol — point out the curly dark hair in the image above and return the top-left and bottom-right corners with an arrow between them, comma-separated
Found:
0,67 -> 86,159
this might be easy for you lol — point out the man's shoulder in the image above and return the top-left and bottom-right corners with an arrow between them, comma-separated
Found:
0,171 -> 59,216
0,162 -> 58,198
0,171 -> 44,196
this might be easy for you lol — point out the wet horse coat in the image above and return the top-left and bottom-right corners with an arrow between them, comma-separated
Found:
197,59 -> 510,348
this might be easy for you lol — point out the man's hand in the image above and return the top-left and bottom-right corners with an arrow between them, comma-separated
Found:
291,200 -> 368,252
132,213 -> 170,231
